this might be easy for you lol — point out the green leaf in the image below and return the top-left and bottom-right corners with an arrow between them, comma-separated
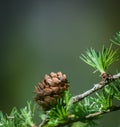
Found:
17,101 -> 35,127
80,44 -> 118,73
45,91 -> 72,127
111,32 -> 120,46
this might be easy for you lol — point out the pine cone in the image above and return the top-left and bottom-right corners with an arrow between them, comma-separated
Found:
35,72 -> 69,110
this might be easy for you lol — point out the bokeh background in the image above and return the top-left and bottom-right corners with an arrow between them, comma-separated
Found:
0,1 -> 120,126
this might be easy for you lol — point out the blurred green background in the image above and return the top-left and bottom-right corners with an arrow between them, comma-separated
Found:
0,1 -> 120,126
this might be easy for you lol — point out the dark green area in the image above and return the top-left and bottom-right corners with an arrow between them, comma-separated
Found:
0,1 -> 120,127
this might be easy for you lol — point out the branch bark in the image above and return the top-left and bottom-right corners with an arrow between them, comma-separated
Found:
71,73 -> 120,104
86,105 -> 120,119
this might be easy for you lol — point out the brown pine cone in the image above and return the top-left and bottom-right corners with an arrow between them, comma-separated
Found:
35,72 -> 69,110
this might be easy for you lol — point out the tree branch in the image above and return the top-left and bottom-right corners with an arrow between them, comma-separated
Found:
71,73 -> 120,104
86,105 -> 120,119
55,105 -> 120,127
39,72 -> 120,127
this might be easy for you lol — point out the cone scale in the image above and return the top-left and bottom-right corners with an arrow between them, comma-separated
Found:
35,72 -> 69,110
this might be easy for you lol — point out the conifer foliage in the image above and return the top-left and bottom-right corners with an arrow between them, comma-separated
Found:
0,32 -> 120,127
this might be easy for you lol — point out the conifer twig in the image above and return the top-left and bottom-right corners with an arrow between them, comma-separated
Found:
39,72 -> 120,127
86,105 -> 120,118
48,105 -> 120,127
39,119 -> 48,127
72,73 -> 120,104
